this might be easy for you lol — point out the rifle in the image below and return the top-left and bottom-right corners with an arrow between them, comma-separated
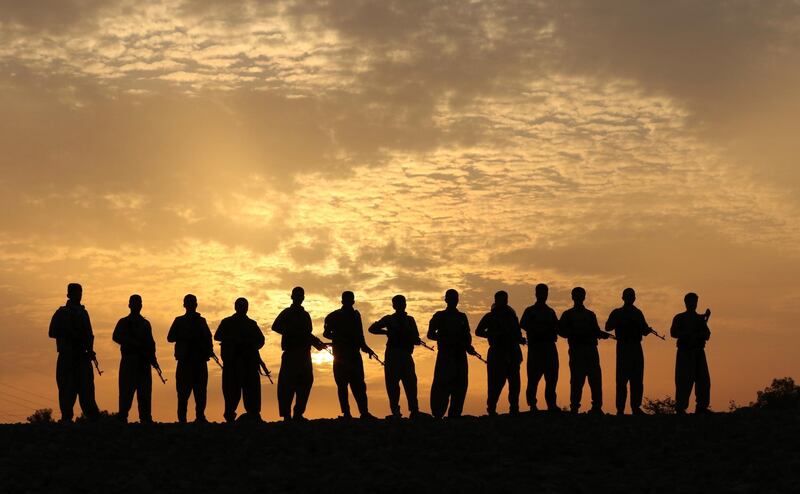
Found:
368,351 -> 385,367
91,354 -> 103,376
646,327 -> 666,340
210,352 -> 224,369
417,339 -> 435,352
153,362 -> 167,384
258,356 -> 274,384
469,350 -> 487,365
599,331 -> 617,340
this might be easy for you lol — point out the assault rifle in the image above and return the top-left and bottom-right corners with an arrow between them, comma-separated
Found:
646,327 -> 666,340
258,356 -> 274,384
599,330 -> 617,340
417,339 -> 435,352
469,350 -> 487,365
153,361 -> 167,384
91,353 -> 103,376
210,352 -> 224,369
368,351 -> 385,367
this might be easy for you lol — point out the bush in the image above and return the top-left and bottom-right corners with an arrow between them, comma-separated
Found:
27,408 -> 54,424
642,396 -> 677,415
751,377 -> 800,410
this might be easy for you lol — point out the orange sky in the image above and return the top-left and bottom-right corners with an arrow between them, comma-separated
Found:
1,0 -> 799,423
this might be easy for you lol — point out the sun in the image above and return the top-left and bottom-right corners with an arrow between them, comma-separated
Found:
311,349 -> 334,366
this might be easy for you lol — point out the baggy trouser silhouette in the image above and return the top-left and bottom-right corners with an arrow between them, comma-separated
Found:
56,353 -> 99,421
332,351 -> 368,417
430,350 -> 468,418
278,350 -> 313,418
675,347 -> 710,412
526,342 -> 558,410
568,345 -> 602,411
118,355 -> 152,422
384,347 -> 418,415
616,341 -> 644,413
486,347 -> 521,414
176,360 -> 208,422
222,359 -> 261,421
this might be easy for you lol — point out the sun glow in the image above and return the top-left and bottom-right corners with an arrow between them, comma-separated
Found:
311,349 -> 334,366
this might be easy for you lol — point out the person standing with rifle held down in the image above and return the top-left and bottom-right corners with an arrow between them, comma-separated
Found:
323,291 -> 377,420
671,292 -> 712,415
215,297 -> 266,422
475,290 -> 525,416
559,287 -> 610,415
520,283 -> 560,413
605,288 -> 651,416
272,287 -> 327,422
112,294 -> 160,423
167,294 -> 213,423
49,283 -> 100,423
369,294 -> 427,419
427,289 -> 477,419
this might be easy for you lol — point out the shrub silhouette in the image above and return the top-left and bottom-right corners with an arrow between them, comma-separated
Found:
642,396 -> 677,415
27,408 -> 54,424
751,377 -> 799,410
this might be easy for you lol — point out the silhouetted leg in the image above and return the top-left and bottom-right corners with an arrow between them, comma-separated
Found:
333,359 -> 351,416
384,349 -> 402,415
630,343 -> 644,411
194,362 -> 208,420
351,358 -> 369,416
449,353 -> 468,418
587,346 -> 602,411
526,348 -> 543,410
508,361 -> 521,413
138,365 -> 152,422
402,354 -> 419,413
278,354 -> 294,419
615,343 -> 629,414
118,358 -> 135,421
694,349 -> 711,411
56,353 -> 78,421
175,360 -> 191,422
76,357 -> 99,419
293,355 -> 313,417
486,347 -> 505,414
543,343 -> 559,410
430,352 -> 450,418
568,347 -> 585,412
222,364 -> 241,422
675,347 -> 694,413
242,365 -> 262,419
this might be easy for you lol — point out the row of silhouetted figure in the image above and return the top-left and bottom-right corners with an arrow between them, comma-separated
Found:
48,282 -> 712,423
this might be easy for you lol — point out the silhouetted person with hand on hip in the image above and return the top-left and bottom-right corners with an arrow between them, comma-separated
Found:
215,297 -> 265,422
112,294 -> 157,423
475,291 -> 524,416
48,283 -> 100,422
272,287 -> 326,422
605,288 -> 650,416
520,283 -> 560,412
369,295 -> 424,419
167,294 -> 213,423
428,289 -> 475,419
559,287 -> 609,415
670,292 -> 712,414
323,291 -> 376,420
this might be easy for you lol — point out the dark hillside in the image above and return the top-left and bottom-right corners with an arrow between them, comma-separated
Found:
1,411 -> 798,493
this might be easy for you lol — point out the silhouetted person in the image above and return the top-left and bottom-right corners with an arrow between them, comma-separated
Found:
559,287 -> 609,414
112,294 -> 157,423
475,291 -> 524,416
215,297 -> 265,422
605,288 -> 650,415
167,294 -> 213,423
323,291 -> 376,420
670,292 -> 712,414
427,289 -> 475,419
520,283 -> 560,412
272,287 -> 326,421
369,295 -> 423,419
48,283 -> 100,422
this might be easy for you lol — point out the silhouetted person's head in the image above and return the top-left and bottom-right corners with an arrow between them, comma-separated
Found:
392,295 -> 407,313
535,283 -> 548,303
129,294 -> 142,315
684,292 -> 698,312
622,288 -> 636,305
494,290 -> 509,309
291,287 -> 305,306
341,291 -> 355,308
571,287 -> 586,306
444,289 -> 459,308
67,283 -> 82,304
184,294 -> 198,313
235,297 -> 249,315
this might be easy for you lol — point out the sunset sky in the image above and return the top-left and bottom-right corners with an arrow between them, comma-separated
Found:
1,0 -> 799,423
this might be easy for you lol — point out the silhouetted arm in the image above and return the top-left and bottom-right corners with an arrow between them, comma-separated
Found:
355,312 -> 372,353
669,314 -> 682,339
253,322 -> 266,350
271,310 -> 288,335
201,318 -> 213,358
475,313 -> 490,339
426,313 -> 439,341
112,318 -> 126,346
85,311 -> 95,353
145,320 -> 157,365
557,311 -> 571,338
462,313 -> 474,351
322,312 -> 335,340
410,317 -> 420,343
48,309 -> 63,339
167,318 -> 180,343
368,316 -> 390,335
604,309 -> 617,332
519,307 -> 532,334
214,319 -> 226,342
